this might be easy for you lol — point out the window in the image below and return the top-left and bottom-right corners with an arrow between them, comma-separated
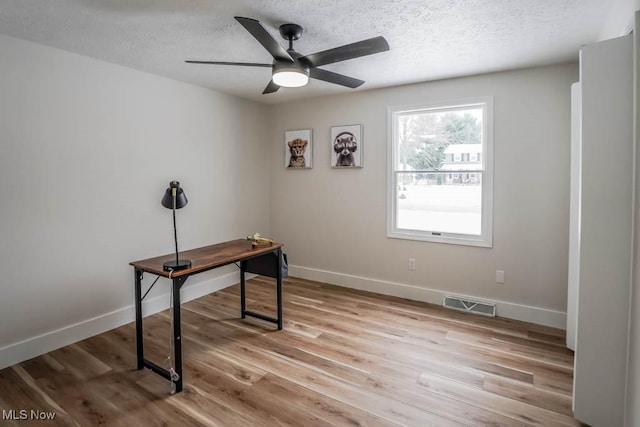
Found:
387,97 -> 493,247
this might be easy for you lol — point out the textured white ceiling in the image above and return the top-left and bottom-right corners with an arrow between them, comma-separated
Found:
0,0 -> 619,104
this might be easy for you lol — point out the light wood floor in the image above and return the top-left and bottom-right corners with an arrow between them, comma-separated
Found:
0,277 -> 585,426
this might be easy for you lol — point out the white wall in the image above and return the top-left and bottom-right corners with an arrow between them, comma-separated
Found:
626,11 -> 640,427
269,63 -> 577,327
0,34 -> 270,369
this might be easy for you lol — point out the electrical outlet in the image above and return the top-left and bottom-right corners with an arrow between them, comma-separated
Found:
409,258 -> 416,271
496,270 -> 505,284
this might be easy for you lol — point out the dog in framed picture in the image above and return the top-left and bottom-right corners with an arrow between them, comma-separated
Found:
333,131 -> 358,167
287,138 -> 308,168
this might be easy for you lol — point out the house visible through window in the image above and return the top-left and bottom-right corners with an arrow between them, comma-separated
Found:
387,98 -> 493,247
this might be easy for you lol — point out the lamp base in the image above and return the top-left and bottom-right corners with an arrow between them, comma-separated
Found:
163,260 -> 192,271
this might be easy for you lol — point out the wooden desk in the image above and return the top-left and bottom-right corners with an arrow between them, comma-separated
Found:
130,239 -> 284,393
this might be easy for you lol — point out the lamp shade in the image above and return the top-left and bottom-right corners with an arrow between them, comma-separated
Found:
272,61 -> 309,88
273,70 -> 309,87
161,181 -> 188,209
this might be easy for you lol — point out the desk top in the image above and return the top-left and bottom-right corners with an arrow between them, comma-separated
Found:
130,239 -> 284,278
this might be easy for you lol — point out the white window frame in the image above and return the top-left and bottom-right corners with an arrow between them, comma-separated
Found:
387,97 -> 494,247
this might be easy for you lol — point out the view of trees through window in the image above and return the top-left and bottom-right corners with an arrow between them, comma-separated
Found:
393,106 -> 485,236
397,108 -> 482,171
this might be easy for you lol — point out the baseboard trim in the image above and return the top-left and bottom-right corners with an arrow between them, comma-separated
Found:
0,272 -> 246,371
289,265 -> 567,329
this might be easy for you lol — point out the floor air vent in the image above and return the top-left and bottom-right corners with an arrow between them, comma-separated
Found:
443,295 -> 496,317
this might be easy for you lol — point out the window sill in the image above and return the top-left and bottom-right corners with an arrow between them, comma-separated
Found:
387,230 -> 493,248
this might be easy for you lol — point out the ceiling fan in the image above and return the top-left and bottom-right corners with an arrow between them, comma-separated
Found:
186,17 -> 390,94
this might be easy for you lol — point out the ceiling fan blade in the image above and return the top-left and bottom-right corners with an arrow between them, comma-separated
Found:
262,80 -> 280,94
301,36 -> 389,67
309,68 -> 364,88
185,60 -> 272,67
234,17 -> 294,63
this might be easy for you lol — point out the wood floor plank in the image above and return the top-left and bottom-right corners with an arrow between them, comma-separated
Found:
250,373 -> 401,427
0,366 -> 78,427
36,371 -> 124,426
0,276 -> 583,426
417,371 -> 581,426
483,376 -> 574,416
259,331 -> 522,425
75,334 -> 135,372
212,339 -> 465,426
445,330 -> 574,367
47,343 -> 112,381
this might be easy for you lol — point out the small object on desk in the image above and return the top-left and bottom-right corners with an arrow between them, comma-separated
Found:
247,232 -> 275,247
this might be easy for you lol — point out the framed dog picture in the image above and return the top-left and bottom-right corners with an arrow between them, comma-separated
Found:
285,129 -> 312,169
331,124 -> 362,168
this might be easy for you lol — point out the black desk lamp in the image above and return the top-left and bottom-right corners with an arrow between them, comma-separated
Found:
161,181 -> 191,271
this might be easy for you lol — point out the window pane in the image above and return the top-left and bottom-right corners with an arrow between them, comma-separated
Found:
396,108 -> 483,172
396,172 -> 482,235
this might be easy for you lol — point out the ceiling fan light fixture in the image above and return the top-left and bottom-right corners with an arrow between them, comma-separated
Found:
272,65 -> 309,87
273,70 -> 308,87
186,17 -> 390,94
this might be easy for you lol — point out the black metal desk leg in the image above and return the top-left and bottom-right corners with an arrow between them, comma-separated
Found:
134,268 -> 144,370
240,261 -> 246,319
276,248 -> 283,330
172,278 -> 183,393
